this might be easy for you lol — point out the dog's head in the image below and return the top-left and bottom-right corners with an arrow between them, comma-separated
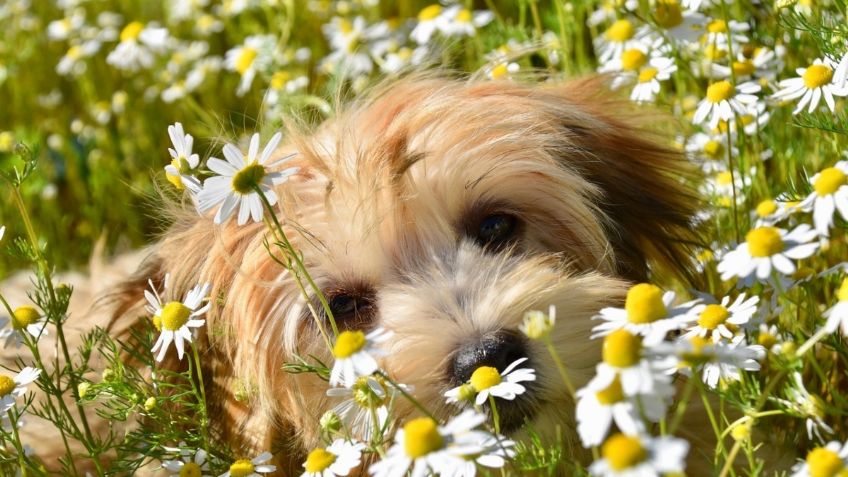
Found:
116,76 -> 699,457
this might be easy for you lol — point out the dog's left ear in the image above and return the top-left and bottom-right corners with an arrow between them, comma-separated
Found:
537,77 -> 701,282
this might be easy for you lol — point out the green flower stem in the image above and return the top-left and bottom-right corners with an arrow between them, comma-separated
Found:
488,394 -> 501,434
190,341 -> 211,456
543,339 -> 577,398
375,370 -> 436,421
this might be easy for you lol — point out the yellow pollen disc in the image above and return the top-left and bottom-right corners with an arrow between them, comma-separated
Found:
705,44 -> 727,60
654,0 -> 683,28
179,462 -> 202,477
120,21 -> 144,42
739,114 -> 755,126
418,4 -> 442,21
698,304 -> 730,330
745,226 -> 784,257
625,283 -> 667,324
270,71 -> 291,90
602,433 -> 647,471
403,418 -> 444,458
67,45 -> 82,59
715,171 -> 733,186
160,302 -> 191,331
304,448 -> 337,472
603,329 -> 642,368
595,374 -> 625,404
333,330 -> 366,358
803,64 -> 834,89
351,375 -> 388,408
757,332 -> 777,349
231,162 -> 267,194
338,18 -> 353,34
0,375 -> 16,397
703,140 -> 724,159
814,167 -> 846,196
837,278 -> 848,302
733,60 -> 755,76
228,459 -> 255,477
620,49 -> 647,71
235,47 -> 258,75
198,15 -> 215,29
756,199 -> 778,217
456,9 -> 472,23
706,81 -> 734,103
806,447 -> 845,477
490,63 -> 509,79
12,306 -> 40,330
470,366 -> 502,391
707,19 -> 727,33
152,315 -> 163,331
638,67 -> 659,83
605,19 -> 635,42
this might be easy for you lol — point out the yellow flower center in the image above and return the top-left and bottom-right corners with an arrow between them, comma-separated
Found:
707,19 -> 727,33
228,459 -> 255,477
490,63 -> 509,79
620,49 -> 647,71
120,21 -> 144,42
418,4 -> 442,21
625,283 -> 667,324
716,171 -> 733,186
595,374 -> 625,404
403,418 -> 444,458
160,302 -> 191,331
638,67 -> 659,83
654,0 -> 683,28
470,366 -> 502,391
698,304 -> 730,330
455,383 -> 477,402
803,64 -> 834,89
705,44 -> 727,60
603,329 -> 642,368
806,447 -> 845,477
733,60 -> 755,76
12,306 -> 40,330
814,167 -> 846,196
756,199 -> 777,217
745,227 -> 784,257
179,462 -> 203,477
0,375 -> 16,397
235,47 -> 258,75
605,19 -> 635,42
757,331 -> 777,349
338,18 -> 353,34
837,278 -> 848,302
270,71 -> 291,90
198,14 -> 216,29
333,331 -> 366,359
304,448 -> 337,472
351,375 -> 389,409
231,162 -> 267,194
680,336 -> 715,366
706,81 -> 734,103
152,314 -> 163,331
67,45 -> 83,59
456,9 -> 472,23
703,140 -> 724,159
602,434 -> 647,471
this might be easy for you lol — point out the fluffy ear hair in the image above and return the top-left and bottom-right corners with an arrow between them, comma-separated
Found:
539,76 -> 702,283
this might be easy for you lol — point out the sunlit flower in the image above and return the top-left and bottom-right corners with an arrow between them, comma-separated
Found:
161,443 -> 212,477
220,452 -> 276,477
106,21 -> 169,72
773,56 -> 848,114
330,328 -> 392,388
0,367 -> 41,414
701,19 -> 749,46
824,278 -> 848,335
589,433 -> 689,477
592,283 -> 695,345
519,305 -> 556,340
692,80 -> 760,129
439,5 -> 494,38
0,306 -> 49,348
651,0 -> 705,44
717,224 -> 819,284
164,122 -> 201,192
146,276 -> 211,362
681,293 -> 759,343
593,329 -> 672,397
660,335 -> 765,388
445,357 -> 536,406
791,440 -> 848,477
774,372 -> 834,441
301,439 -> 365,477
595,19 -> 649,63
799,161 -> 848,236
410,4 -> 447,44
326,375 -> 401,442
224,35 -> 275,96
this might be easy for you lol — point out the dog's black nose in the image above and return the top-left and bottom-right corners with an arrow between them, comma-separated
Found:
450,330 -> 528,384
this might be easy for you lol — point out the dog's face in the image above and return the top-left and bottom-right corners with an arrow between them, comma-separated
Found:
126,77 -> 697,457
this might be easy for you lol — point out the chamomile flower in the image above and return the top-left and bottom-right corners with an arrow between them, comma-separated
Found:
595,19 -> 648,64
824,278 -> 848,335
774,372 -> 834,441
682,293 -> 759,343
439,6 -> 494,38
717,224 -> 819,284
326,375 -> 401,442
663,335 -> 765,388
589,433 -> 689,477
592,283 -> 695,345
0,367 -> 41,414
220,452 -> 276,477
146,278 -> 211,362
329,328 -> 392,388
197,132 -> 300,226
519,305 -> 556,340
0,306 -> 49,348
686,133 -> 736,170
487,61 -> 520,80
224,35 -> 274,96
791,441 -> 848,477
106,21 -> 169,72
799,161 -> 848,236
410,4 -> 447,44
164,122 -> 201,192
773,57 -> 848,115
629,56 -> 677,102
701,19 -> 749,46
593,329 -> 671,396
445,357 -> 536,406
692,80 -> 761,129
161,444 -> 212,477
301,439 -> 365,477
650,0 -> 706,44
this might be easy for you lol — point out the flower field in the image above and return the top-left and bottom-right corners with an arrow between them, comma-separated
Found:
1,0 -> 848,476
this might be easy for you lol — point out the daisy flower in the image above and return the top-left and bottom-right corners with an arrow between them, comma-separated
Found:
681,293 -> 759,343
326,375 -> 403,442
439,5 -> 494,38
798,161 -> 848,236
301,439 -> 365,477
329,328 -> 392,388
0,367 -> 41,414
106,21 -> 169,72
773,56 -> 848,115
595,19 -> 648,64
791,441 -> 848,477
410,4 -> 447,44
824,278 -> 848,335
701,19 -> 749,46
164,122 -> 201,192
196,132 -> 300,226
774,373 -> 833,441
592,283 -> 695,345
756,323 -> 783,351
519,305 -> 556,340
593,329 -> 672,397
717,224 -> 819,284
0,306 -> 49,348
629,56 -> 677,102
692,80 -> 761,129
589,433 -> 689,477
161,444 -> 212,477
224,35 -> 275,96
662,335 -> 765,388
686,133 -> 736,169
220,452 -> 276,477
444,357 -> 536,406
146,277 -> 211,362
487,61 -> 520,80
651,0 -> 706,44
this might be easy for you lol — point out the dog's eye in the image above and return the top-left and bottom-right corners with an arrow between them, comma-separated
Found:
475,214 -> 518,249
324,290 -> 375,329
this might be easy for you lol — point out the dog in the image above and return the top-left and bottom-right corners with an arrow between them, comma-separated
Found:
6,75 -> 702,474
